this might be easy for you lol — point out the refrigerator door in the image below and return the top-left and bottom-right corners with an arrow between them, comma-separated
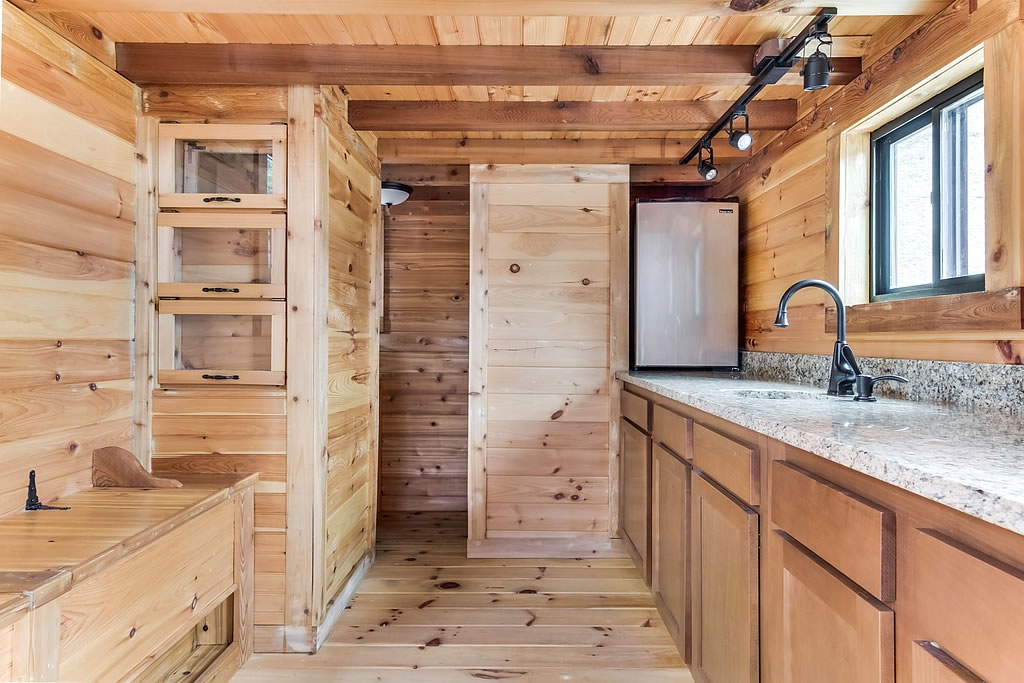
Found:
634,201 -> 738,368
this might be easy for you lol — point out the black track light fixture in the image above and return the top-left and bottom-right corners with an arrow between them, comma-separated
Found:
727,111 -> 754,151
802,32 -> 834,91
696,143 -> 718,182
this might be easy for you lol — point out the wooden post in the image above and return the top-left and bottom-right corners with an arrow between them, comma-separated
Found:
133,115 -> 159,469
985,20 -> 1024,291
467,178 -> 489,545
608,181 -> 630,536
284,84 -> 325,653
10,599 -> 61,681
233,485 -> 255,664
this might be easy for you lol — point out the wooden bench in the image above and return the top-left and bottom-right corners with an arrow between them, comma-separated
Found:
0,450 -> 256,682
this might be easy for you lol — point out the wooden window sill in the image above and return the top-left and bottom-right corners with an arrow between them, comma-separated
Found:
825,287 -> 1024,334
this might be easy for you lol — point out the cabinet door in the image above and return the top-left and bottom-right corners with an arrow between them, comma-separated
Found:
620,419 -> 651,582
158,299 -> 286,386
691,472 -> 758,683
157,212 -> 286,299
652,443 -> 690,661
899,527 -> 1024,683
159,124 -> 286,209
777,533 -> 894,683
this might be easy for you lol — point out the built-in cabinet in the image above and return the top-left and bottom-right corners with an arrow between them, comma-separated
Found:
619,382 -> 1024,683
156,123 -> 288,388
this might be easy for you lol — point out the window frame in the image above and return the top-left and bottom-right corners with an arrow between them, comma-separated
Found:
870,70 -> 985,302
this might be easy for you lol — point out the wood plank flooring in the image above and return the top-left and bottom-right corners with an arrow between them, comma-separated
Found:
234,512 -> 691,682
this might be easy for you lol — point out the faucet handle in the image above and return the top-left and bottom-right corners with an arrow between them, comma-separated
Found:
853,374 -> 909,402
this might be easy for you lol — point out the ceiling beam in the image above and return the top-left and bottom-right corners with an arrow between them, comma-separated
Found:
115,44 -> 860,87
19,0 -> 948,16
350,100 -> 797,132
377,137 -> 750,165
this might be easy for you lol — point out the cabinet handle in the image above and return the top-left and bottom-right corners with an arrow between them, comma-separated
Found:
202,374 -> 241,381
203,196 -> 242,203
201,287 -> 241,293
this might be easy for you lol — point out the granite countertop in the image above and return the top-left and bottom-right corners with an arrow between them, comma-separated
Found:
619,371 -> 1024,536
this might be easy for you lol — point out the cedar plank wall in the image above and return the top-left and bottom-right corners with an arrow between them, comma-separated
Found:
379,164 -> 470,513
0,2 -> 138,516
717,0 -> 1024,364
319,85 -> 381,608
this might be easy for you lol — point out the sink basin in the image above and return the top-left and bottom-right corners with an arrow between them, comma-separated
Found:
729,389 -> 826,400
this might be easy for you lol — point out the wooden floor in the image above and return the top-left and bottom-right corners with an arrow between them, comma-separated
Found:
234,512 -> 691,682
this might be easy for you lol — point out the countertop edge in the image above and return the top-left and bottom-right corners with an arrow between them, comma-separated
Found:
618,372 -> 1024,536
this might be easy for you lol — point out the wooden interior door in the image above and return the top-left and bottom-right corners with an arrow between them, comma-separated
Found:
777,533 -> 894,683
467,164 -> 629,557
691,472 -> 759,683
652,443 -> 691,661
621,419 -> 651,578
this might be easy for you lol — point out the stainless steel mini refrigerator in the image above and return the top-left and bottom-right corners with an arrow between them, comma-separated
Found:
633,199 -> 739,369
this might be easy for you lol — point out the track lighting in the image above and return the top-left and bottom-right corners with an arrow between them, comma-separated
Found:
696,144 -> 718,182
727,111 -> 754,151
802,33 -> 834,92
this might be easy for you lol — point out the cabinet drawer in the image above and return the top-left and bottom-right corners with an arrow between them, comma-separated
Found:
778,533 -> 894,683
621,390 -> 650,431
900,527 -> 1024,682
157,212 -> 286,300
159,124 -> 286,210
692,423 -> 758,506
653,405 -> 689,460
158,299 -> 286,386
58,502 -> 234,681
772,461 -> 895,601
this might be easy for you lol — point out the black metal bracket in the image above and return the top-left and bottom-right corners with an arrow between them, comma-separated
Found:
201,287 -> 241,293
202,374 -> 241,380
680,6 -> 838,166
25,470 -> 70,511
203,196 -> 242,203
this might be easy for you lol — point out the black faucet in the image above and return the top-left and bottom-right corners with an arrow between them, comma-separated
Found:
773,279 -> 862,396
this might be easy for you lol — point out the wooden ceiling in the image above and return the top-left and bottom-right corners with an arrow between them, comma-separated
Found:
8,1 -> 936,161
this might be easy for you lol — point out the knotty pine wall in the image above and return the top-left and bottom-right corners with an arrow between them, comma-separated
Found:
717,0 -> 1024,364
467,164 -> 629,558
379,165 -> 470,513
321,85 -> 381,609
0,2 -> 139,516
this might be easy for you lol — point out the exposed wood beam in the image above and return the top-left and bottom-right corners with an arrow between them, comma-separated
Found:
377,138 -> 750,165
350,100 -> 797,132
18,0 -> 949,16
115,44 -> 860,87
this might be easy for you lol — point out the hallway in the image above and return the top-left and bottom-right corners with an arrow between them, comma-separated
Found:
235,512 -> 691,681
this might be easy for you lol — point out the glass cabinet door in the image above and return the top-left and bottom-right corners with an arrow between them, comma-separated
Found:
157,212 -> 285,299
159,124 -> 286,209
158,300 -> 285,386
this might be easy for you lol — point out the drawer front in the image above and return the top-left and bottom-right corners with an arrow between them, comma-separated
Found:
900,527 -> 1024,683
779,534 -> 894,683
653,405 -> 689,460
621,390 -> 650,431
58,502 -> 234,681
771,461 -> 895,601
692,423 -> 758,506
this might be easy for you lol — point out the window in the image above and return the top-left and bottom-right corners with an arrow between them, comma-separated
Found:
871,71 -> 985,301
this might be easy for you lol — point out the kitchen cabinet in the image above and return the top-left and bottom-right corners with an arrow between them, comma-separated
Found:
652,442 -> 691,660
157,211 -> 286,300
776,532 -> 894,683
158,123 -> 287,209
691,472 -> 759,683
899,526 -> 1024,682
620,417 -> 651,583
157,299 -> 286,386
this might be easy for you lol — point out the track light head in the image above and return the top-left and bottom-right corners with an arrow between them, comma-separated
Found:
697,144 -> 718,182
727,112 -> 754,151
801,34 -> 834,91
